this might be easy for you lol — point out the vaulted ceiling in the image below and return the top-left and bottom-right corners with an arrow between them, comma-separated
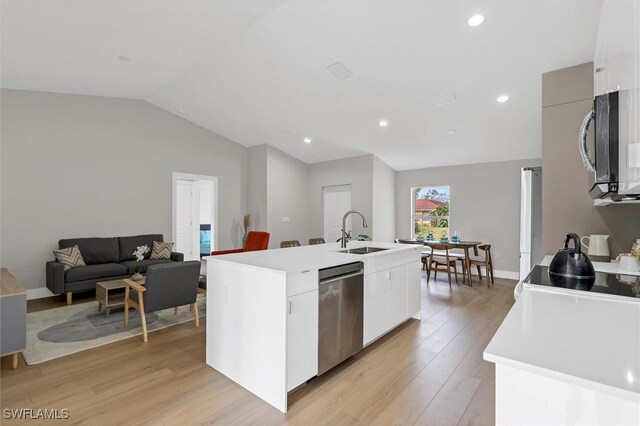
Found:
1,0 -> 602,170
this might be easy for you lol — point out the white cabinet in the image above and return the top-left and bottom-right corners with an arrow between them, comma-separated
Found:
364,270 -> 389,345
286,289 -> 318,391
364,261 -> 421,346
388,266 -> 408,328
407,261 -> 422,317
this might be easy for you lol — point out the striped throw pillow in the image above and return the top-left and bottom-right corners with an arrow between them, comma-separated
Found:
150,241 -> 173,260
53,245 -> 86,270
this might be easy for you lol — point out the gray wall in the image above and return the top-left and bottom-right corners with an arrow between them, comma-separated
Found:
307,155 -> 375,241
542,63 -> 640,256
0,89 -> 248,291
372,156 -> 396,242
247,145 -> 267,232
395,158 -> 541,273
265,145 -> 309,248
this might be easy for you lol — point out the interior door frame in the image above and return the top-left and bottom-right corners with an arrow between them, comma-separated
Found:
172,172 -> 219,256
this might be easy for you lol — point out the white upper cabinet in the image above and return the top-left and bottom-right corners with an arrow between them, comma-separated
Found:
594,0 -> 640,194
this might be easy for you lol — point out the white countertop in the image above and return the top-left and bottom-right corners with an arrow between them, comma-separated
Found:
484,285 -> 640,400
541,254 -> 640,276
204,241 -> 421,273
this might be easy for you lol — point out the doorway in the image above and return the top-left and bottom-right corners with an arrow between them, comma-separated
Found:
323,184 -> 352,244
172,173 -> 218,261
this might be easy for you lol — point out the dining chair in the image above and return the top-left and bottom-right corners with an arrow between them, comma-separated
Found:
211,231 -> 270,255
308,238 -> 325,245
468,244 -> 494,286
280,240 -> 301,248
426,243 -> 459,287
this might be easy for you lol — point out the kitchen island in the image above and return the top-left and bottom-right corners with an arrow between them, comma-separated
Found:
484,266 -> 640,425
205,241 -> 422,412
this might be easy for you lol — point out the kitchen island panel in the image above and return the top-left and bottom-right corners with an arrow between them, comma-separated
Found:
206,260 -> 288,412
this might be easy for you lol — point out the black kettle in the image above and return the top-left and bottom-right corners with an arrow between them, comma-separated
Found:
549,233 -> 596,279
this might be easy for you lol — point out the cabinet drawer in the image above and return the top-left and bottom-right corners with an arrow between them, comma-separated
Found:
287,269 -> 318,297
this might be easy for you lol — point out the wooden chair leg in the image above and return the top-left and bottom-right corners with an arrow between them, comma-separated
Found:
193,303 -> 199,328
446,264 -> 452,287
174,307 -> 179,315
489,262 -> 495,285
139,296 -> 148,343
66,292 -> 72,305
124,286 -> 130,329
453,261 -> 459,284
476,265 -> 482,280
426,259 -> 431,282
189,304 -> 194,312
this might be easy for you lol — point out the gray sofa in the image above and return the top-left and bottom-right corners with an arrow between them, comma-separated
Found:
46,234 -> 183,304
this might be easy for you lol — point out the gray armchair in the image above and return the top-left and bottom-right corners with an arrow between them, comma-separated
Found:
124,261 -> 201,342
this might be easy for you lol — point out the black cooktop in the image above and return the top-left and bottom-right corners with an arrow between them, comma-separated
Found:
524,265 -> 640,299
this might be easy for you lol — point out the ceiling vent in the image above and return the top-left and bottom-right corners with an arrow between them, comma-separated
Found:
327,61 -> 353,80
432,94 -> 458,107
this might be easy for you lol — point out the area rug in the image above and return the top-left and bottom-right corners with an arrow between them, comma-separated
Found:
22,296 -> 206,365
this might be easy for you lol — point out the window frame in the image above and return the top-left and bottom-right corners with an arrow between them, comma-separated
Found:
411,185 -> 451,239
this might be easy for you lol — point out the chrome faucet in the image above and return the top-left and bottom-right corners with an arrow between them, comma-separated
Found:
341,210 -> 368,248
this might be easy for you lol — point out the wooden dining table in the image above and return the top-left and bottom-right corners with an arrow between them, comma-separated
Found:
396,239 -> 483,286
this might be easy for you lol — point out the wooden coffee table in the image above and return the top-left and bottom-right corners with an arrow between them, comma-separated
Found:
96,278 -> 145,316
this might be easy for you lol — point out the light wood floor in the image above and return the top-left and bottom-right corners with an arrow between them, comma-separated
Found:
1,272 -> 515,425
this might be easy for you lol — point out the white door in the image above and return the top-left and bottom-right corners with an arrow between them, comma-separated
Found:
323,185 -> 352,244
176,179 -> 197,260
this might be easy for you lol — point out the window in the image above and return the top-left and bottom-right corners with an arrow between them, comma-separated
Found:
412,186 -> 450,239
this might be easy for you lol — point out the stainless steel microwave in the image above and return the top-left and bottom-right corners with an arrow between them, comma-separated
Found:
580,91 -> 622,199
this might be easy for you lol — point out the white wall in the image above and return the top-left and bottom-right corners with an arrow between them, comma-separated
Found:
0,89 -> 248,290
308,155 -> 375,240
372,155 -> 396,242
395,158 -> 541,273
265,146 -> 309,248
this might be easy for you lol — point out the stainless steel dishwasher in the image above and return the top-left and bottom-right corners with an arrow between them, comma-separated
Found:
318,261 -> 364,375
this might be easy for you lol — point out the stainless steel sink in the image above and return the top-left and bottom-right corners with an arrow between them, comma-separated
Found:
339,247 -> 390,255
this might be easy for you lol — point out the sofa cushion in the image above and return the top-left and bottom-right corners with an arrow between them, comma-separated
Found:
120,259 -> 173,274
59,237 -> 119,265
53,245 -> 86,270
118,234 -> 164,262
65,263 -> 128,283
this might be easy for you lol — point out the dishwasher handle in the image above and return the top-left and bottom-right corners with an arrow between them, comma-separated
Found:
319,271 -> 363,285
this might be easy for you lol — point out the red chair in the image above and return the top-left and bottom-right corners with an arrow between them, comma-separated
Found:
210,231 -> 270,256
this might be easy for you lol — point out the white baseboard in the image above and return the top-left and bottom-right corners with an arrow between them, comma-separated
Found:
27,287 -> 55,300
493,270 -> 520,281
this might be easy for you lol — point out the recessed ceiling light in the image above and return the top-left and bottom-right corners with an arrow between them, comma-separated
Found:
303,137 -> 311,144
468,15 -> 484,27
446,129 -> 457,135
379,120 -> 388,127
496,95 -> 509,103
118,55 -> 131,61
